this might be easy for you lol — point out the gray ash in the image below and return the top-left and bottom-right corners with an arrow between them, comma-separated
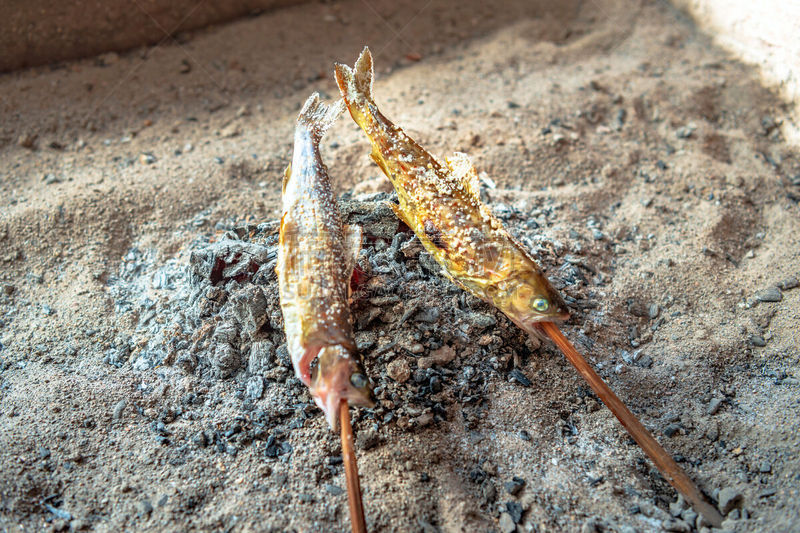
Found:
108,193 -> 595,443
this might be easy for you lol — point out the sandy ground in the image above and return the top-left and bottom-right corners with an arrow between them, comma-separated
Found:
1,0 -> 799,532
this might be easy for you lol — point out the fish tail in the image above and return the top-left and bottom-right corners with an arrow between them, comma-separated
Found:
297,92 -> 344,140
334,46 -> 374,108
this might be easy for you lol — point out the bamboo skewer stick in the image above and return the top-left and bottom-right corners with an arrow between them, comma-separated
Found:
536,321 -> 724,528
340,400 -> 367,533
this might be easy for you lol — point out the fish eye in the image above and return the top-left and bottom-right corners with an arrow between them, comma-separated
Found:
350,373 -> 368,388
532,298 -> 550,312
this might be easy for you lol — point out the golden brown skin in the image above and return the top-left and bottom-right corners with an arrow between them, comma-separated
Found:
276,93 -> 372,429
334,48 -> 569,334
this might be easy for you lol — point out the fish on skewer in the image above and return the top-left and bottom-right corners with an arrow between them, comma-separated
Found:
333,48 -> 724,526
276,92 -> 373,429
333,50 -> 569,333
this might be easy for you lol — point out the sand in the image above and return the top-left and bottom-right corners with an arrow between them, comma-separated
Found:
1,0 -> 799,532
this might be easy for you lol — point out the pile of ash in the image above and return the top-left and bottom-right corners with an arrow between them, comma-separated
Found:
107,192 -> 599,442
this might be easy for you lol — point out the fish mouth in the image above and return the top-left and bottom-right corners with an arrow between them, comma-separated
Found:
314,385 -> 373,430
311,372 -> 373,430
510,310 -> 570,338
322,392 -> 344,431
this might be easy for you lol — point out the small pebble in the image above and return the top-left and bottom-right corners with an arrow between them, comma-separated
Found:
518,430 -> 531,441
755,287 -> 782,303
717,487 -> 744,515
323,484 -> 344,496
776,277 -> 798,291
498,512 -> 516,533
219,123 -> 241,138
506,501 -> 523,523
466,312 -> 497,330
676,125 -> 696,139
663,423 -> 681,437
408,342 -> 424,354
245,376 -> 265,400
707,398 -> 723,415
758,461 -> 772,473
139,153 -> 156,165
749,335 -> 766,347
509,369 -> 532,387
112,400 -> 127,420
386,358 -> 411,383
137,500 -> 153,517
504,477 -> 526,496
417,345 -> 456,369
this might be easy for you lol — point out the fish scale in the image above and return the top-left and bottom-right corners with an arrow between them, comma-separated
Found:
276,92 -> 373,430
334,48 -> 569,333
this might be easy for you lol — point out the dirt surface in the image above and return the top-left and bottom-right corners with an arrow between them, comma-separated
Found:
1,1 -> 799,532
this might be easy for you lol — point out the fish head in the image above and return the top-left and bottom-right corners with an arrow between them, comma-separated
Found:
310,345 -> 374,430
495,270 -> 570,331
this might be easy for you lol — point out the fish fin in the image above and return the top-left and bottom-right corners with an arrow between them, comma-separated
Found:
369,147 -> 390,175
343,224 -> 363,284
293,345 -> 321,386
297,92 -> 344,140
387,201 -> 412,228
278,212 -> 287,244
282,163 -> 291,195
278,213 -> 297,272
446,152 -> 481,200
334,47 -> 374,103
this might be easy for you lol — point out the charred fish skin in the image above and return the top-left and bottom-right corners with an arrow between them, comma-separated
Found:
276,92 -> 372,429
334,48 -> 569,333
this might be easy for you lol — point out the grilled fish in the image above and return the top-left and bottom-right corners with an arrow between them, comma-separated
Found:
334,48 -> 569,336
276,93 -> 373,428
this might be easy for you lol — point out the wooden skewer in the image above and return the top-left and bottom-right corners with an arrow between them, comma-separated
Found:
340,400 -> 367,533
536,321 -> 724,528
